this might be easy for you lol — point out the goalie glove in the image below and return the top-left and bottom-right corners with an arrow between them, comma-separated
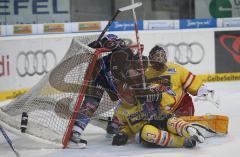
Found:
195,85 -> 220,108
112,132 -> 128,146
197,84 -> 214,97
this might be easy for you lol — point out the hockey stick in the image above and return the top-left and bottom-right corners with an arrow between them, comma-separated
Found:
130,0 -> 146,89
0,124 -> 21,157
96,2 -> 142,43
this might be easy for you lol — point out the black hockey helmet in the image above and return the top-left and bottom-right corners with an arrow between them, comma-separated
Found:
100,34 -> 126,50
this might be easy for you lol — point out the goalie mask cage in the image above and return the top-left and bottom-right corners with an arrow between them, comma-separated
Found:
0,35 -> 120,148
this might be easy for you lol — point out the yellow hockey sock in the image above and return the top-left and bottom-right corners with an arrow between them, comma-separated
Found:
140,124 -> 186,148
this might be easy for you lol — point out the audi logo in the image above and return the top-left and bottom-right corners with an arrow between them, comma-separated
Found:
158,42 -> 205,65
16,50 -> 57,77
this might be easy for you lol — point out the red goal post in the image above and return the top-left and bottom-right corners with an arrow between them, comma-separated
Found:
62,47 -> 108,148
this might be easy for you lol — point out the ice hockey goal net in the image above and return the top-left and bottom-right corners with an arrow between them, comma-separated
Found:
0,34 -> 144,148
0,35 -> 120,148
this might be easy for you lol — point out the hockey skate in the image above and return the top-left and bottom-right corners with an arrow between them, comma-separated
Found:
183,138 -> 196,148
186,126 -> 205,143
105,117 -> 115,139
68,131 -> 87,149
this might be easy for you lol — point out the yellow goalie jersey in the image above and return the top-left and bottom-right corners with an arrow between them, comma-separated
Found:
145,62 -> 203,114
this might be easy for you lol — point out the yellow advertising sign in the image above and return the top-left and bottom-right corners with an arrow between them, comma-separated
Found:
0,88 -> 29,101
44,23 -> 65,33
200,72 -> 240,82
13,25 -> 32,34
79,22 -> 101,31
1,73 -> 240,102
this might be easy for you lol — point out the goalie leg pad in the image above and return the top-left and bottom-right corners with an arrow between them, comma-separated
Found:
180,115 -> 229,137
167,117 -> 191,138
140,124 -> 186,148
166,117 -> 205,143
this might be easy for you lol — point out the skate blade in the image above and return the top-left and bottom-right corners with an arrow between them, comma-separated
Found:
67,142 -> 87,149
191,135 -> 204,143
188,127 -> 205,143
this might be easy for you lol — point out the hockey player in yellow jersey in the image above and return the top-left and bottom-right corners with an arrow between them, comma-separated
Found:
145,45 -> 214,116
109,45 -> 228,147
110,86 -> 204,147
144,45 -> 229,136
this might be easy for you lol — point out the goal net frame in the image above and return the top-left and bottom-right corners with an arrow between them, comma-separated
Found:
0,35 -> 144,149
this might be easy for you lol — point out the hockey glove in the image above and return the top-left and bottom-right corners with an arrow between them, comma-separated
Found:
197,84 -> 214,97
195,84 -> 220,108
112,132 -> 128,146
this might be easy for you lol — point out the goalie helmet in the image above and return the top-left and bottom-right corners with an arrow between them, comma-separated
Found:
148,45 -> 167,68
101,34 -> 126,50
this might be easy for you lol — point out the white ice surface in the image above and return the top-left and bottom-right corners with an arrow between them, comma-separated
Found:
1,81 -> 240,157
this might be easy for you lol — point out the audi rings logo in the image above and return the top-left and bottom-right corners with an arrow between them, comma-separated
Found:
16,50 -> 57,77
158,42 -> 205,65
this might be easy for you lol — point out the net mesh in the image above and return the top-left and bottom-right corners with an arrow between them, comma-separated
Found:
0,35 -> 117,145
